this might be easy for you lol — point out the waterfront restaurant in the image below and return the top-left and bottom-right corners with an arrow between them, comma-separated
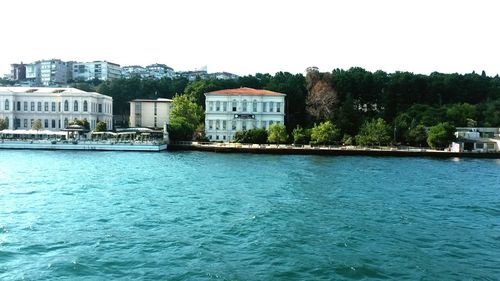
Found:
204,87 -> 286,142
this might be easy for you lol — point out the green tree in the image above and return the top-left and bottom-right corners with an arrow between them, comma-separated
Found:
267,124 -> 289,144
292,126 -> 311,145
407,124 -> 428,147
169,94 -> 204,141
355,118 -> 392,146
70,118 -> 90,130
0,118 -> 7,131
233,128 -> 268,144
427,122 -> 456,149
445,103 -> 476,126
310,121 -> 340,145
95,121 -> 107,132
32,119 -> 42,131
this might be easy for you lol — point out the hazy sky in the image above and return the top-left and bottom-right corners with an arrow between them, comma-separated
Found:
1,0 -> 499,76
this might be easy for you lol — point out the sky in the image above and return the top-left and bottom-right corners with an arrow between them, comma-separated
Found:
1,0 -> 499,77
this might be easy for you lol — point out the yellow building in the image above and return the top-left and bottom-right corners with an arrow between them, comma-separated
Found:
129,98 -> 172,129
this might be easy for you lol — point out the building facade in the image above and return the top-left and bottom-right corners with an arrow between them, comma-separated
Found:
72,61 -> 121,81
129,98 -> 172,129
10,63 -> 26,81
451,127 -> 500,152
146,64 -> 174,79
0,87 -> 113,131
204,87 -> 286,142
40,59 -> 72,86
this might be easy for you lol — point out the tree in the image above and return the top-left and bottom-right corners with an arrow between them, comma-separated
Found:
310,121 -> 341,145
305,67 -> 338,122
70,118 -> 90,130
292,126 -> 311,145
32,119 -> 42,131
0,118 -> 7,131
95,121 -> 107,132
267,124 -> 288,144
233,128 -> 268,144
445,103 -> 476,126
169,94 -> 204,141
427,122 -> 456,149
407,124 -> 428,147
355,118 -> 392,146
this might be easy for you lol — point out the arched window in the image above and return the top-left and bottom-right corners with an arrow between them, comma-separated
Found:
242,100 -> 247,112
5,99 -> 9,110
253,100 -> 257,112
74,100 -> 79,112
232,100 -> 237,112
64,100 -> 69,111
83,101 -> 88,112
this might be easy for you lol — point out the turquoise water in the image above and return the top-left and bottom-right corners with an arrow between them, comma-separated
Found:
0,151 -> 499,280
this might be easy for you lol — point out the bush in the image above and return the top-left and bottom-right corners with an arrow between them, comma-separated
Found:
292,126 -> 311,145
234,128 -> 268,144
310,121 -> 340,145
355,118 -> 391,146
427,122 -> 455,149
267,124 -> 289,144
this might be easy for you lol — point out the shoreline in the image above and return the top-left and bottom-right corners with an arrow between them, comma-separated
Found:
168,142 -> 500,159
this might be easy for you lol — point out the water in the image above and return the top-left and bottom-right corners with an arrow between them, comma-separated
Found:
0,150 -> 499,280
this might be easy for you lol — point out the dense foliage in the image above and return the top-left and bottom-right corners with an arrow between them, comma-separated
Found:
0,118 -> 7,131
427,122 -> 456,149
168,95 -> 204,141
233,128 -> 268,144
267,124 -> 289,144
310,121 -> 341,145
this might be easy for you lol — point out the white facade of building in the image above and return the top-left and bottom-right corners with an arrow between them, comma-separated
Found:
204,87 -> 286,142
40,59 -> 72,86
73,61 -> 121,81
451,127 -> 500,152
129,98 -> 172,129
0,87 -> 113,131
25,62 -> 41,84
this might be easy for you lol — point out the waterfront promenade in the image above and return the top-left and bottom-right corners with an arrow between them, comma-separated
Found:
169,141 -> 500,158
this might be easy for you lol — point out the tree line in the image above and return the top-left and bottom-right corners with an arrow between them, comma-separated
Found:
68,67 -> 500,148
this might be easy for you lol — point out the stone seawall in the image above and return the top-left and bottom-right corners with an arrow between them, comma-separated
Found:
168,143 -> 500,159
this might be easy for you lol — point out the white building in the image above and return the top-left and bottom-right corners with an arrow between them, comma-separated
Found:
72,61 -> 121,81
129,98 -> 172,129
451,127 -> 500,152
0,87 -> 113,131
121,65 -> 149,78
40,59 -> 72,86
146,64 -> 174,79
204,87 -> 286,142
25,62 -> 41,85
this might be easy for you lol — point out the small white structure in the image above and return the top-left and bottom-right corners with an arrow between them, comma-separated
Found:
451,127 -> 500,152
0,87 -> 113,131
204,87 -> 286,142
129,98 -> 173,129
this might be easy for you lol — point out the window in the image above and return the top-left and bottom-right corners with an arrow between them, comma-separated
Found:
262,102 -> 267,112
17,101 -> 21,111
52,119 -> 56,128
208,120 -> 213,129
44,102 -> 49,111
31,102 -> 35,111
83,101 -> 88,112
270,101 -> 274,112
37,102 -> 42,111
154,117 -> 157,127
223,101 -> 227,112
23,119 -> 27,128
216,101 -> 220,111
64,100 -> 69,111
232,100 -> 237,112
231,121 -> 236,130
269,120 -> 274,126
4,117 -> 8,128
242,100 -> 247,112
23,102 -> 28,111
74,101 -> 78,111
52,102 -> 56,112
475,143 -> 484,149
154,102 -> 157,115
242,121 -> 247,130
44,119 -> 49,128
222,120 -> 226,130
262,121 -> 267,129
253,100 -> 257,112
5,99 -> 9,110
208,101 -> 214,111
277,102 -> 281,113
215,120 -> 220,130
64,118 -> 68,128
98,104 -> 102,113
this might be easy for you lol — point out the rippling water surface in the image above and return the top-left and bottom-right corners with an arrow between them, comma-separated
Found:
0,150 -> 499,280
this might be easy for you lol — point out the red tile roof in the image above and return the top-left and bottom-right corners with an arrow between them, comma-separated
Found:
206,87 -> 285,96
